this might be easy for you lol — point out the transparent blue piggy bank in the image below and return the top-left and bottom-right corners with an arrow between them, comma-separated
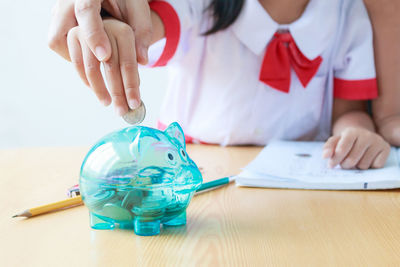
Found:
80,122 -> 202,236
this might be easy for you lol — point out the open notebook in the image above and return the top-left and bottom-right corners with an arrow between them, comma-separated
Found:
235,141 -> 400,190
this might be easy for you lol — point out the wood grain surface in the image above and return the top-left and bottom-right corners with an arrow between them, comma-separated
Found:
1,145 -> 400,266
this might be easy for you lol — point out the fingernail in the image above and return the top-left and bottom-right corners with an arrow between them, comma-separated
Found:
95,46 -> 107,61
101,99 -> 111,106
322,149 -> 330,158
128,99 -> 140,110
115,106 -> 126,116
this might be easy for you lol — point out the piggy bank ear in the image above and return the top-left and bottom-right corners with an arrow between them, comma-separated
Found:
165,122 -> 186,148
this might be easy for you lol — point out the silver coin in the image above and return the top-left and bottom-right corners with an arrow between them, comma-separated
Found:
122,101 -> 146,125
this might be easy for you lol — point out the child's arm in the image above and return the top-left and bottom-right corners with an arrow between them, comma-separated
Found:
364,0 -> 400,146
66,13 -> 165,116
323,99 -> 390,169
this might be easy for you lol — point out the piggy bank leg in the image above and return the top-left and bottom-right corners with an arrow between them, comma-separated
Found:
133,217 -> 161,236
119,222 -> 135,230
89,212 -> 115,230
163,211 -> 187,227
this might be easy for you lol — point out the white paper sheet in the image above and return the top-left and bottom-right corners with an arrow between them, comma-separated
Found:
237,141 -> 400,190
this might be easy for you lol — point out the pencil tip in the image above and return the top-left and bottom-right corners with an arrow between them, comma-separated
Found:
12,215 -> 18,218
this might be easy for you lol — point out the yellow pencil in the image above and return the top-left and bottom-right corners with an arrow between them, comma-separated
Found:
12,196 -> 83,218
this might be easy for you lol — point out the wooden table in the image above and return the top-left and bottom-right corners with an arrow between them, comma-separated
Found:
1,145 -> 400,266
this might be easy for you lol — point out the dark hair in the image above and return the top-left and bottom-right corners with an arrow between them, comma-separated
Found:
204,0 -> 245,35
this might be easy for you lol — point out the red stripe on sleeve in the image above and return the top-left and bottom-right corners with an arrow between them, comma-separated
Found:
149,1 -> 181,67
157,120 -> 168,131
334,78 -> 378,100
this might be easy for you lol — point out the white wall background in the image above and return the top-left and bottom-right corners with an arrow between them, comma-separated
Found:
0,1 -> 167,149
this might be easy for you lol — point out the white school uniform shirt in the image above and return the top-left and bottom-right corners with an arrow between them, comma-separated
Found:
147,0 -> 377,146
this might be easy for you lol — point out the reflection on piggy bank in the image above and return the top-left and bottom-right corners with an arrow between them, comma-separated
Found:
80,122 -> 202,236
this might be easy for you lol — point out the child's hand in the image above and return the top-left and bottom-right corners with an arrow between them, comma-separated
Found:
322,127 -> 391,169
67,19 -> 140,116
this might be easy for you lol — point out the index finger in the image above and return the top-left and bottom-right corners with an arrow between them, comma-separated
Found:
116,25 -> 141,110
75,0 -> 112,61
329,134 -> 357,168
323,136 -> 340,159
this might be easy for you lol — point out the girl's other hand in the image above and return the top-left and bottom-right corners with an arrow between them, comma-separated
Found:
322,127 -> 391,170
67,19 -> 140,116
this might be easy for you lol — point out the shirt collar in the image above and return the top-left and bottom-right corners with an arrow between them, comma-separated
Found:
231,0 -> 339,60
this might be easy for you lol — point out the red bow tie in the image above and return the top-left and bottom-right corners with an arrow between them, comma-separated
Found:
259,32 -> 322,93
